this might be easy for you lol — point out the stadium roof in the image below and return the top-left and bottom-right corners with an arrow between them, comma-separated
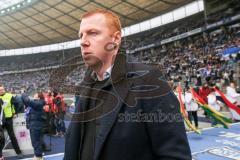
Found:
0,0 -> 193,50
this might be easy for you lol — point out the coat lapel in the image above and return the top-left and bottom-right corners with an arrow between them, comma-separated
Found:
74,69 -> 96,155
94,54 -> 131,160
94,79 -> 130,160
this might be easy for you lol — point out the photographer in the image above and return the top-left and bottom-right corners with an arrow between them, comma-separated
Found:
22,92 -> 45,160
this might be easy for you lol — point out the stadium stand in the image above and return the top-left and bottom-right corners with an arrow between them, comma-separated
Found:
1,13 -> 240,95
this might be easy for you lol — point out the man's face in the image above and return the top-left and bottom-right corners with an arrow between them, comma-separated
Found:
33,93 -> 39,99
47,90 -> 52,95
230,83 -> 235,88
0,86 -> 5,96
79,13 -> 118,68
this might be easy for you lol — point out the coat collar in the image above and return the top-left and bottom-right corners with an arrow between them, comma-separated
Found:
69,53 -> 129,122
70,53 -> 129,160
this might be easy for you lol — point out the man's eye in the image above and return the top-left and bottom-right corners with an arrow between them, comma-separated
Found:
90,32 -> 97,36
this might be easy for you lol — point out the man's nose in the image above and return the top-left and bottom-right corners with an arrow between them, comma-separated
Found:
80,35 -> 90,47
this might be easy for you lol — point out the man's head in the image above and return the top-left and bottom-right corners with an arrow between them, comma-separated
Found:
33,92 -> 45,100
185,86 -> 190,92
20,87 -> 26,94
47,89 -> 52,96
0,85 -> 5,96
53,90 -> 58,97
79,9 -> 122,69
203,83 -> 208,88
230,82 -> 236,88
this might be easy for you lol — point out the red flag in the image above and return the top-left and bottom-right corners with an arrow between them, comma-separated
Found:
177,85 -> 187,117
191,87 -> 232,128
214,87 -> 240,115
191,88 -> 206,104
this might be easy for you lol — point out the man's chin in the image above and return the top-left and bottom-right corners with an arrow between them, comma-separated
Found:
83,59 -> 103,69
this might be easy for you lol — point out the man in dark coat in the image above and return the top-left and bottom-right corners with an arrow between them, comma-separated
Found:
64,9 -> 192,160
22,92 -> 46,159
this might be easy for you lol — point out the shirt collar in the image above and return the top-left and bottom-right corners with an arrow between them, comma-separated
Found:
83,53 -> 127,84
104,66 -> 113,79
89,66 -> 113,82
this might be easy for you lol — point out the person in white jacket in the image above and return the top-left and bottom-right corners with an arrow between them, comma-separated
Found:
184,88 -> 199,128
226,82 -> 240,121
208,92 -> 221,112
208,91 -> 222,126
226,82 -> 240,105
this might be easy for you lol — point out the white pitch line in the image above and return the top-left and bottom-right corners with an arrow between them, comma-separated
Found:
21,153 -> 64,160
187,122 -> 240,134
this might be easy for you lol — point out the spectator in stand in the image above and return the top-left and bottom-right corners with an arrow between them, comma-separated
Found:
195,71 -> 202,87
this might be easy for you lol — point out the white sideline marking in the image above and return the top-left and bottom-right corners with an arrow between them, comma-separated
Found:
21,153 -> 64,160
187,122 -> 240,134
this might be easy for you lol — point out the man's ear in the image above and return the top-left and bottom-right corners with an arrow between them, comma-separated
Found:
112,31 -> 121,46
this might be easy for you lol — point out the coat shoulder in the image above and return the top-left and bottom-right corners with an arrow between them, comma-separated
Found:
129,62 -> 171,93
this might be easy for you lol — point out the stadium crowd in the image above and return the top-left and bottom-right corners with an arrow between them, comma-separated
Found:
0,19 -> 239,103
131,24 -> 240,89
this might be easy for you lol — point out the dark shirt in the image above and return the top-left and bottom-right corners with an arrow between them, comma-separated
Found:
0,99 -> 3,106
81,78 -> 112,160
14,95 -> 25,113
21,94 -> 45,130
